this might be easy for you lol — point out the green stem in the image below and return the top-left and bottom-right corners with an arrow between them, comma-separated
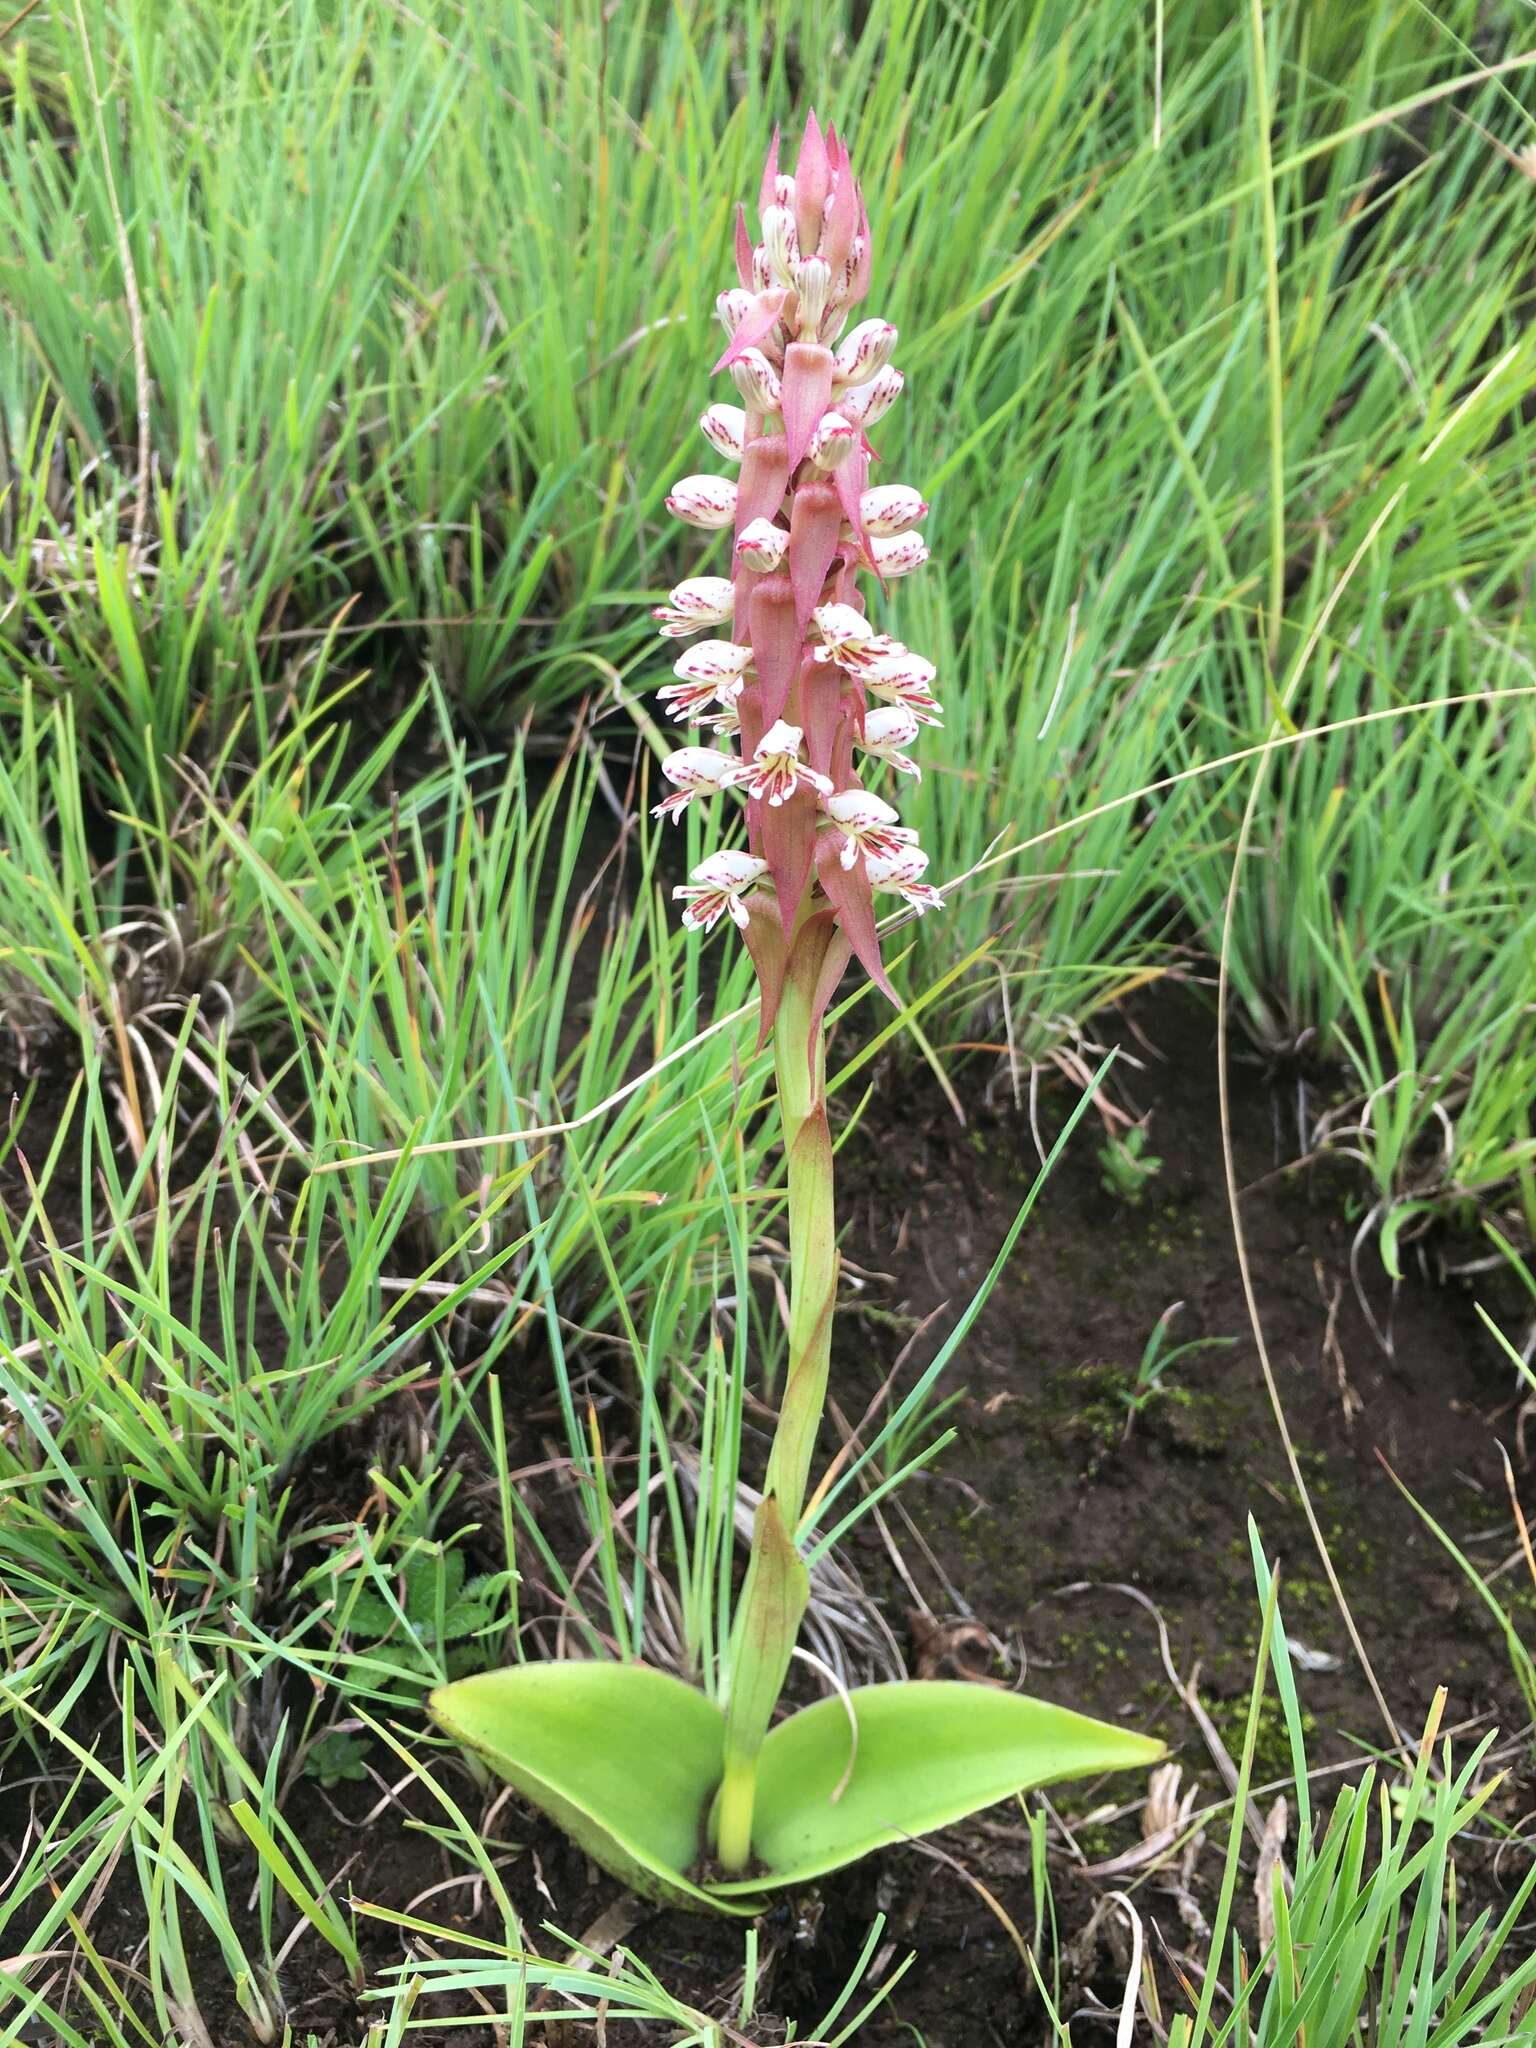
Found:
713,921 -> 836,1871
761,940 -> 838,1527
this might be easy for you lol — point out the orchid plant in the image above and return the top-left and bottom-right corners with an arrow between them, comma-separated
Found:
431,116 -> 1160,1912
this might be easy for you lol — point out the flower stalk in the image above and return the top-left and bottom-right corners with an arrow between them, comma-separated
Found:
654,112 -> 943,1872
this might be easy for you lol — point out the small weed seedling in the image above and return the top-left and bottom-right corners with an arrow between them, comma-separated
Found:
1098,1122 -> 1162,1205
1122,1302 -> 1236,1438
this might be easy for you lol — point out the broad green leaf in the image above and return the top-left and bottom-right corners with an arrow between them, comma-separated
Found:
714,1682 -> 1165,1893
429,1665 -> 759,1913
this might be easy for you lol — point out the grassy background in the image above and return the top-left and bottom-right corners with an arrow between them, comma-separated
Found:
3,0 -> 1536,2038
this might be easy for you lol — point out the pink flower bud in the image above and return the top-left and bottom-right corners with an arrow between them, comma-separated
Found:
761,205 -> 799,287
868,531 -> 927,578
751,244 -> 773,294
673,638 -> 753,684
840,365 -> 903,428
736,517 -> 789,572
859,485 -> 927,536
833,318 -> 897,389
773,174 -> 797,209
730,348 -> 782,414
809,411 -> 858,470
700,404 -> 748,462
666,474 -> 739,529
716,288 -> 754,339
793,257 -> 833,337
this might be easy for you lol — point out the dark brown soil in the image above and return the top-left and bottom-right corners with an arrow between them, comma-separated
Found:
4,989 -> 1534,2047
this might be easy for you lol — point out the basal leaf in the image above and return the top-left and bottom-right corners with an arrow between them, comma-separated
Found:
429,1664 -> 761,1913
714,1681 -> 1165,1892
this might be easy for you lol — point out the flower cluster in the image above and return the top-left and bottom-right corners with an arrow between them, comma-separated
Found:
651,113 -> 942,1004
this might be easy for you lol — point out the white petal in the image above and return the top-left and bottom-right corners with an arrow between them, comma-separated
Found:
859,485 -> 928,536
869,531 -> 928,578
673,639 -> 753,683
691,849 -> 768,889
662,747 -> 733,791
735,517 -> 789,571
839,365 -> 904,427
700,404 -> 748,461
825,788 -> 899,830
809,411 -> 857,469
730,348 -> 783,414
755,719 -> 803,759
833,318 -> 897,387
812,603 -> 874,649
666,475 -> 739,529
862,705 -> 922,748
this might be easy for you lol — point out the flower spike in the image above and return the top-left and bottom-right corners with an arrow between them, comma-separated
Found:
650,117 -> 934,990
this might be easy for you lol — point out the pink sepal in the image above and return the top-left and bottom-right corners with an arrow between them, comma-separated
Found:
820,134 -> 858,272
799,653 -> 843,779
834,444 -> 872,567
758,128 -> 781,225
814,837 -> 894,1001
780,340 -> 834,473
734,432 -> 789,537
795,111 -> 829,255
787,477 -> 842,627
731,564 -> 762,647
760,787 -> 819,939
830,687 -> 860,788
712,289 -> 789,374
742,892 -> 790,1050
748,575 -> 802,727
850,187 -> 872,302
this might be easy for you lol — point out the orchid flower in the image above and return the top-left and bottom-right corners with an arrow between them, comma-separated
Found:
823,786 -> 918,868
867,844 -> 944,911
665,474 -> 739,528
434,108 -> 1164,1917
652,575 -> 735,636
725,719 -> 835,807
653,747 -> 738,821
656,640 -> 753,721
673,849 -> 769,931
857,703 -> 923,778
